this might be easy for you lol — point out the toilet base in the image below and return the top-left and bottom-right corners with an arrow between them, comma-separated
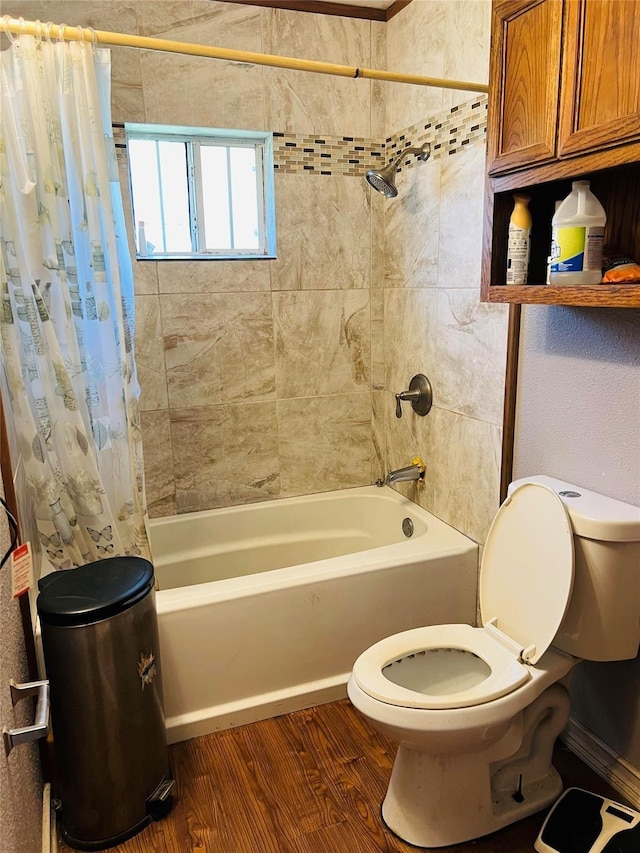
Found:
381,685 -> 571,848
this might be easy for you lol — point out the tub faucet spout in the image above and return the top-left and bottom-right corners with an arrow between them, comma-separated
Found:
385,458 -> 425,486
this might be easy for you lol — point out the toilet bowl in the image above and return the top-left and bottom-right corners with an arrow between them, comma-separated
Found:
348,477 -> 640,848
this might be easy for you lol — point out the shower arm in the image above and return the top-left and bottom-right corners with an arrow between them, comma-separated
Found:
390,144 -> 431,166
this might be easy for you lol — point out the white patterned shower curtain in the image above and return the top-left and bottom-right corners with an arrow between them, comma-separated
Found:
0,30 -> 150,571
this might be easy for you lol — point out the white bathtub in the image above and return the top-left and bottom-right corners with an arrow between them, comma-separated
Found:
149,486 -> 478,744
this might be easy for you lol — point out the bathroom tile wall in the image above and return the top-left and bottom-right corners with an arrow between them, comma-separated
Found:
378,0 -> 508,545
120,1 -> 381,515
9,1 -> 506,544
382,0 -> 492,128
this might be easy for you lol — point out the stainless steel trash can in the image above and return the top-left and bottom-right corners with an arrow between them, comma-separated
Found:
37,557 -> 173,851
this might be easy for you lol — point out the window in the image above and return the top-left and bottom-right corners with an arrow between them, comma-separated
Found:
125,123 -> 276,259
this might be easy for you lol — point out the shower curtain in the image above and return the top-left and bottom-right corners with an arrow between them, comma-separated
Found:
0,30 -> 150,570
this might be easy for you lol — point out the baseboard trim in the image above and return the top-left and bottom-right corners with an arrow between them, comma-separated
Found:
562,716 -> 640,808
42,782 -> 51,853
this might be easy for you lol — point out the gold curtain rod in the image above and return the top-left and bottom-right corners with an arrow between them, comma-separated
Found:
1,17 -> 489,94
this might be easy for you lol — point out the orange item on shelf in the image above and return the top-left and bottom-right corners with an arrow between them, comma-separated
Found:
602,256 -> 640,283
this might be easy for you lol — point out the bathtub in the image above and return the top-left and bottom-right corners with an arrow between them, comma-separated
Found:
149,485 -> 478,744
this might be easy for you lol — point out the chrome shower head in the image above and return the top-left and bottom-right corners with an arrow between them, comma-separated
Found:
365,161 -> 400,198
365,142 -> 431,198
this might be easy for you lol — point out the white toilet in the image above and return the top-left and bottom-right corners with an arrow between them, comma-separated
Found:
348,476 -> 640,848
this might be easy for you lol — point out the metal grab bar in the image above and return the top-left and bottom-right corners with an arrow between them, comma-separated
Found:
3,679 -> 50,756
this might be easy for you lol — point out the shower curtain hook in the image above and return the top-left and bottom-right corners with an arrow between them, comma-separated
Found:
2,15 -> 17,43
86,26 -> 98,47
34,20 -> 42,44
43,21 -> 53,43
57,22 -> 67,42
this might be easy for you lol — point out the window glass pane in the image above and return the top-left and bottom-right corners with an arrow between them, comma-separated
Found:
128,139 -> 162,255
128,139 -> 190,255
157,141 -> 191,254
229,147 -> 260,251
200,146 -> 231,251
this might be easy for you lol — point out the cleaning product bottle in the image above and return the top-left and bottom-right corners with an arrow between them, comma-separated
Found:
550,181 -> 606,285
546,201 -> 563,284
506,194 -> 532,284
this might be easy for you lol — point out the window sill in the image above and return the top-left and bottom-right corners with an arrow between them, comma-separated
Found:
135,254 -> 277,262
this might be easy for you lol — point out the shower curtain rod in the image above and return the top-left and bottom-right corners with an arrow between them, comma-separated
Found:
1,17 -> 489,94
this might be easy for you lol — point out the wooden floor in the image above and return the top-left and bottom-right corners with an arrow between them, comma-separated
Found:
59,699 -> 622,852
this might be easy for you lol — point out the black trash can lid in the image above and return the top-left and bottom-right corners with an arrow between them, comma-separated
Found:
37,557 -> 155,627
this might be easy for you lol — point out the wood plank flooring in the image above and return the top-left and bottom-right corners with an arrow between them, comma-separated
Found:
59,699 -> 623,852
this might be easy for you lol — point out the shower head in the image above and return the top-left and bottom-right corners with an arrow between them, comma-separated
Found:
365,161 -> 400,198
365,142 -> 431,198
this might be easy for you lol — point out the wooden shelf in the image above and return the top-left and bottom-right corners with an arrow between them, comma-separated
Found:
489,141 -> 640,192
485,284 -> 640,308
482,162 -> 640,308
482,1 -> 640,310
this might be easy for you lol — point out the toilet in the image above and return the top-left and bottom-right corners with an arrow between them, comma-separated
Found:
348,476 -> 640,848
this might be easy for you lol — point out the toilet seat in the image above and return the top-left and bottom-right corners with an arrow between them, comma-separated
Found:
353,483 -> 575,710
480,482 -> 574,666
352,624 -> 531,709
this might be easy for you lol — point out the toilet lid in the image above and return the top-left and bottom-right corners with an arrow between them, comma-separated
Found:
480,482 -> 574,664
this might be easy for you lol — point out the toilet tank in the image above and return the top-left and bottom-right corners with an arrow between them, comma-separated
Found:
509,476 -> 640,662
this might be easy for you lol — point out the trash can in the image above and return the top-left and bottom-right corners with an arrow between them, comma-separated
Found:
37,556 -> 174,851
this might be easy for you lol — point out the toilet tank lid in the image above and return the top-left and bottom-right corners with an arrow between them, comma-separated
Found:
508,476 -> 640,542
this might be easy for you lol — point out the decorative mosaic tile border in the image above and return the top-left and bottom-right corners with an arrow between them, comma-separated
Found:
388,96 -> 487,173
272,95 -> 487,176
272,133 -> 385,176
113,95 -> 488,175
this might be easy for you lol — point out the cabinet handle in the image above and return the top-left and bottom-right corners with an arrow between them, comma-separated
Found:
3,679 -> 50,756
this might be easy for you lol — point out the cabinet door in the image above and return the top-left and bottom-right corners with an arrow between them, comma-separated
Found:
487,0 -> 564,175
558,0 -> 640,157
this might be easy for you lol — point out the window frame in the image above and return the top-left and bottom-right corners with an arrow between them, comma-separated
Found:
124,123 -> 276,261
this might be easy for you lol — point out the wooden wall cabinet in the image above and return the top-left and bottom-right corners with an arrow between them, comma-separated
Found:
558,0 -> 640,158
483,0 -> 640,307
488,0 -> 563,175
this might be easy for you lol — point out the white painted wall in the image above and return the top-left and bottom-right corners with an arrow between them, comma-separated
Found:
514,306 -> 640,504
514,305 -> 640,772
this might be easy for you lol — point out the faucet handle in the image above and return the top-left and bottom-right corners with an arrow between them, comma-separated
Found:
394,374 -> 433,418
395,393 -> 405,419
